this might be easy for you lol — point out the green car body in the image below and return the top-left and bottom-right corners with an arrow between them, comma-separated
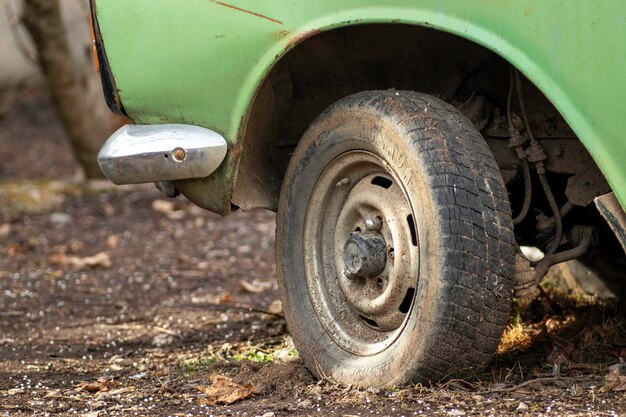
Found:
93,0 -> 626,213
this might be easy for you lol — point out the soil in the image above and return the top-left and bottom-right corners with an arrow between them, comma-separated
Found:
0,90 -> 625,416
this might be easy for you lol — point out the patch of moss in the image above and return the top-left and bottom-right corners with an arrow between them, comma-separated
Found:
0,180 -> 81,215
180,338 -> 299,376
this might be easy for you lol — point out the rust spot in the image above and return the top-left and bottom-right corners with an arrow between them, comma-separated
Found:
231,141 -> 244,160
207,0 -> 283,25
269,29 -> 291,41
286,29 -> 323,49
173,148 -> 187,162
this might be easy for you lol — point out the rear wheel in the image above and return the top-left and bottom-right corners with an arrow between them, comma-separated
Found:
277,90 -> 515,386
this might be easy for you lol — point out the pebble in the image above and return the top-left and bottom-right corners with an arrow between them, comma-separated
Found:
152,333 -> 175,347
50,212 -> 72,224
297,399 -> 312,408
0,223 -> 10,237
267,300 -> 283,315
516,402 -> 529,412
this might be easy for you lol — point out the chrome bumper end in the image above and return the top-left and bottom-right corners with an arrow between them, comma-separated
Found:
97,124 -> 227,185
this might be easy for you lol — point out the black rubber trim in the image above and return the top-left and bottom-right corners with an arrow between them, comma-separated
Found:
89,0 -> 127,116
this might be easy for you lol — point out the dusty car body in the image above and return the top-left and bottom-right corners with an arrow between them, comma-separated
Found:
90,0 -> 626,386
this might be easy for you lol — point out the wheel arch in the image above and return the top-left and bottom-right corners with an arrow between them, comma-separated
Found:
230,11 -> 622,212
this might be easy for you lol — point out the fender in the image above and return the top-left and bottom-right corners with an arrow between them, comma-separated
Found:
95,0 -> 626,212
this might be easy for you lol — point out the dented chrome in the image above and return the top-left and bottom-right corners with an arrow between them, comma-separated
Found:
98,124 -> 227,185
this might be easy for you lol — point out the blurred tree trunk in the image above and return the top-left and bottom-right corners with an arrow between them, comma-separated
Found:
21,0 -> 106,178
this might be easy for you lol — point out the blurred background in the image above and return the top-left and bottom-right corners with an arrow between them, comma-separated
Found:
0,2 -> 290,414
1,0 -> 125,179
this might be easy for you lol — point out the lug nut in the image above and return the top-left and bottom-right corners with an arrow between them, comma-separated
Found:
364,217 -> 382,231
336,177 -> 351,188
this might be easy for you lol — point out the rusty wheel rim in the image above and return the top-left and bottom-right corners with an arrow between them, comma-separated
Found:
303,150 -> 420,356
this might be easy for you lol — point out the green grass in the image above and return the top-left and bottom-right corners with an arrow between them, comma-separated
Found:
180,338 -> 299,376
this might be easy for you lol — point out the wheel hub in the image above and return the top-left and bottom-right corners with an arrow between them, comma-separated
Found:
343,232 -> 387,279
331,171 -> 420,333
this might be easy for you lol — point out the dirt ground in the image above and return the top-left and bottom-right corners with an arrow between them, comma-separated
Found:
1,90 -> 625,416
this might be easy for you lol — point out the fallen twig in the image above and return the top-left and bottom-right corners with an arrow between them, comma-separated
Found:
153,325 -> 180,337
175,303 -> 284,318
477,376 -> 601,394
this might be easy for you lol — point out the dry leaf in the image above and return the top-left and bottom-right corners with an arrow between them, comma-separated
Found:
216,292 -> 234,304
7,388 -> 25,395
238,280 -> 267,294
76,378 -> 113,393
49,252 -> 112,269
44,390 -> 62,399
604,362 -> 626,392
196,374 -> 259,405
70,252 -> 112,270
109,386 -> 136,395
516,402 -> 529,412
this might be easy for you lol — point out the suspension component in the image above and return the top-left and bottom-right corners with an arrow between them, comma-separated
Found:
532,226 -> 595,283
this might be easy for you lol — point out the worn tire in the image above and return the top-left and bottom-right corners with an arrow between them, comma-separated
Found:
276,90 -> 515,386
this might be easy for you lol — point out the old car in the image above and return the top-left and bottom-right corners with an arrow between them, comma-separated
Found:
89,0 -> 626,387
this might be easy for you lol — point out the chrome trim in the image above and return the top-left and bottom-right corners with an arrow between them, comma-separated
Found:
98,124 -> 227,185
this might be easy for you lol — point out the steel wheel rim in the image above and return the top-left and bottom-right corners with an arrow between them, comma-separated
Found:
303,150 -> 420,356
